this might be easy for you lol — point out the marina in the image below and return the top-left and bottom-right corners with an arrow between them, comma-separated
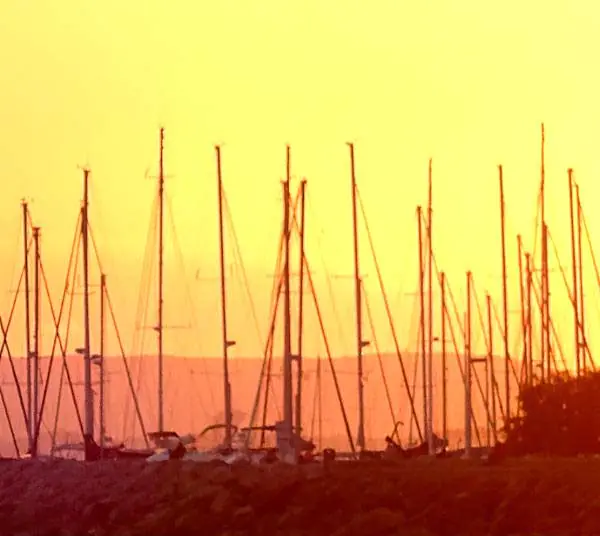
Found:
0,125 -> 594,464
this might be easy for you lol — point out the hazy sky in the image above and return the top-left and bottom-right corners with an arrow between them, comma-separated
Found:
1,0 -> 599,368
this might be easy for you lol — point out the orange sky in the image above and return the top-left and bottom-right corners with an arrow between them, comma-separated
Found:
1,0 -> 600,372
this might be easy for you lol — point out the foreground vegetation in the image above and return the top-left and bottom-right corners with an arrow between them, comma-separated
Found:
2,456 -> 600,535
504,371 -> 600,455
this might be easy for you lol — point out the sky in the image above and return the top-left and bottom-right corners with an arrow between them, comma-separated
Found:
1,0 -> 600,373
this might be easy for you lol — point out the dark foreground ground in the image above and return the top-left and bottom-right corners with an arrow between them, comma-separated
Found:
1,457 -> 599,535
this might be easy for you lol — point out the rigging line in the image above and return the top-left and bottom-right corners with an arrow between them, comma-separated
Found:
51,363 -> 66,453
407,301 -> 422,445
258,186 -> 308,437
528,265 -> 570,373
43,213 -> 81,451
4,209 -> 23,315
0,383 -> 19,456
432,270 -> 484,445
260,345 -> 276,447
86,219 -> 150,445
408,235 -> 428,444
356,188 -> 423,441
245,252 -> 282,435
164,191 -> 217,417
547,228 -> 594,366
124,191 -> 159,438
34,234 -> 86,449
33,210 -> 82,400
0,254 -> 30,432
405,289 -> 422,444
286,188 -> 355,455
87,173 -> 109,259
304,189 -> 348,351
302,251 -> 356,455
88,221 -> 155,439
429,230 -> 495,394
51,240 -> 80,452
486,301 -> 509,419
486,287 -> 520,384
530,183 -> 542,261
309,356 -> 320,442
580,197 -> 600,287
105,289 -> 150,447
263,307 -> 284,424
363,280 -> 398,437
246,249 -> 285,438
222,189 -> 265,351
87,221 -> 104,275
223,194 -> 286,434
36,244 -> 84,426
442,276 -> 486,444
527,249 -> 571,373
471,279 -> 506,426
246,185 -> 303,438
578,202 -> 600,370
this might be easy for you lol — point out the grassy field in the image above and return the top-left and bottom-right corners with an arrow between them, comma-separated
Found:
2,457 -> 599,535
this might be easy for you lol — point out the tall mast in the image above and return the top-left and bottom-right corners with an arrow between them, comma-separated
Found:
540,123 -> 548,381
282,147 -> 294,454
543,222 -> 552,376
22,201 -> 32,452
440,271 -> 447,447
157,127 -> 165,432
99,273 -> 106,453
517,235 -> 527,385
525,253 -> 533,383
426,158 -> 434,454
82,168 -> 94,444
295,179 -> 307,436
487,293 -> 497,444
464,271 -> 473,458
568,169 -> 580,376
215,145 -> 235,447
317,355 -> 322,447
32,226 -> 41,457
417,206 -> 427,444
348,142 -> 365,452
576,184 -> 586,372
499,165 -> 510,418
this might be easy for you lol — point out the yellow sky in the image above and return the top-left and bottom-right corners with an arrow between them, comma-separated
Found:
1,0 -> 600,365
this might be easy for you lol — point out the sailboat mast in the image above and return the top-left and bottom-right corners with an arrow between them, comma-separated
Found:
576,184 -> 586,372
99,273 -> 106,453
295,179 -> 307,436
540,123 -> 548,381
157,127 -> 165,432
348,142 -> 365,452
216,145 -> 234,446
543,222 -> 552,376
464,271 -> 473,458
525,253 -> 533,382
440,271 -> 447,447
22,201 -> 32,452
317,355 -> 322,447
487,293 -> 497,443
517,236 -> 527,385
499,165 -> 510,417
282,147 -> 294,447
32,225 -> 40,457
417,206 -> 427,443
82,168 -> 94,442
427,159 -> 434,454
568,169 -> 580,376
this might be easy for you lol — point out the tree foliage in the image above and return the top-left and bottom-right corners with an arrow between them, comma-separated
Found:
503,372 -> 600,456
